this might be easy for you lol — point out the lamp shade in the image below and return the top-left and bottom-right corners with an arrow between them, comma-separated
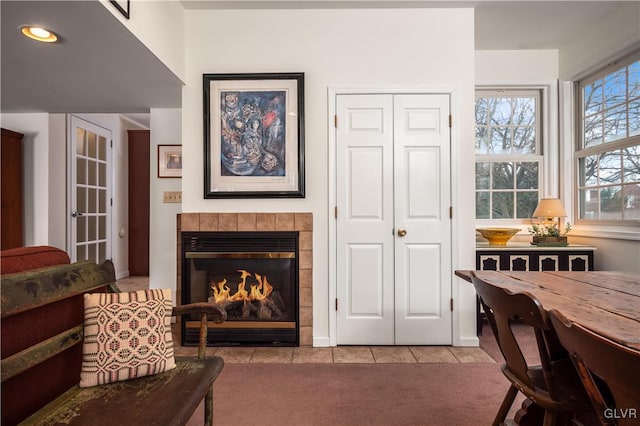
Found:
532,198 -> 567,218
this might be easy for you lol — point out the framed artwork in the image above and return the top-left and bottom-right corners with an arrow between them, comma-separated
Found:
203,72 -> 305,198
158,145 -> 182,178
110,0 -> 130,19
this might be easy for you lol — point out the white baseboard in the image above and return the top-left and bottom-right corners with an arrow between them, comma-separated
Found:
456,336 -> 480,347
312,336 -> 478,347
115,270 -> 130,280
312,336 -> 331,347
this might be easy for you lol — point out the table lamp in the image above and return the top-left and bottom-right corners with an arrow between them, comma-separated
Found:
532,198 -> 567,227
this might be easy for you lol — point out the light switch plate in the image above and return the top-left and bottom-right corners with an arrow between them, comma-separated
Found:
162,191 -> 182,203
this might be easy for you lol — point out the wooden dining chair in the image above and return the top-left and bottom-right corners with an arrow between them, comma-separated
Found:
549,309 -> 640,426
469,271 -> 594,426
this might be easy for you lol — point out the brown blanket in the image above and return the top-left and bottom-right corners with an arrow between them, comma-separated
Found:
1,245 -> 70,275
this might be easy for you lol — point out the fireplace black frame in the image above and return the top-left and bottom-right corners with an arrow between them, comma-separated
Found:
181,231 -> 299,346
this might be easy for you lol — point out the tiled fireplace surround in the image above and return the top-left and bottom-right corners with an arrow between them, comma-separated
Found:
177,212 -> 313,346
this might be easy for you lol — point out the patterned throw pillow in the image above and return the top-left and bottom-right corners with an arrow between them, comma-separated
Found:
79,289 -> 176,388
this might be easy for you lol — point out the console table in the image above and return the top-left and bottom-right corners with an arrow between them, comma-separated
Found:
476,242 -> 596,272
474,242 -> 596,334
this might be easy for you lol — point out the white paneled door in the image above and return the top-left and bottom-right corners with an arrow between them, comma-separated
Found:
336,93 -> 452,345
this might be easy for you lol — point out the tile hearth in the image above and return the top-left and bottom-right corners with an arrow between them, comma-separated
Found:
171,338 -> 496,364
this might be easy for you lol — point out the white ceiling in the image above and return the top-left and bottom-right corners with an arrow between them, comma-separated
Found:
0,1 -> 632,119
1,1 -> 182,116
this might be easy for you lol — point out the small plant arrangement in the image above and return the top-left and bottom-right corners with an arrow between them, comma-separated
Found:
528,222 -> 572,246
528,222 -> 572,237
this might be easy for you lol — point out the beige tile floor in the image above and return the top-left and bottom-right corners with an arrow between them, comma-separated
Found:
116,276 -> 497,365
173,342 -> 496,364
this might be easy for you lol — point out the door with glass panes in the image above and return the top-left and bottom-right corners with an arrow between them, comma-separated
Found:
68,115 -> 112,264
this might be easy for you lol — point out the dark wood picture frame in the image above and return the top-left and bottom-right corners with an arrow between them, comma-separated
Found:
110,0 -> 130,19
203,72 -> 305,198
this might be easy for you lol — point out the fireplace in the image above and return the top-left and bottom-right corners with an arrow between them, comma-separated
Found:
181,231 -> 299,346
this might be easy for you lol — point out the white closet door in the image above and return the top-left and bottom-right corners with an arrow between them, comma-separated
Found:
336,92 -> 452,345
393,94 -> 452,345
336,94 -> 395,345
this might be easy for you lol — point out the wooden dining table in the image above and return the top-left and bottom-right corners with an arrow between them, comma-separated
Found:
455,269 -> 640,351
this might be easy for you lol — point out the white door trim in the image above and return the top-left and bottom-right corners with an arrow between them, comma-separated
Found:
328,86 -> 465,347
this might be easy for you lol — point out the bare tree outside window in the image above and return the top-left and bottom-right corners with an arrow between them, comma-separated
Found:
577,57 -> 640,222
475,90 -> 542,220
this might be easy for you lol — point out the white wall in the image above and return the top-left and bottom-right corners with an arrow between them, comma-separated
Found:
559,2 -> 640,80
570,235 -> 640,273
149,109 -> 182,294
476,50 -> 559,83
48,114 -> 67,249
180,9 -> 477,346
99,0 -> 186,82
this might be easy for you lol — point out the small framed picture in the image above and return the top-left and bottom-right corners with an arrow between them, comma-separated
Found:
158,145 -> 182,178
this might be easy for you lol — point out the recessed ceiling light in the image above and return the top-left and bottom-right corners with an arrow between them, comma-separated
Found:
19,25 -> 58,43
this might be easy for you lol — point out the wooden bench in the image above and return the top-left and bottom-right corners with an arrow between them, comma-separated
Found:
1,260 -> 226,425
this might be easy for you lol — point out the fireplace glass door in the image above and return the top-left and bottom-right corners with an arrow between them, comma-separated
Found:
181,232 -> 299,346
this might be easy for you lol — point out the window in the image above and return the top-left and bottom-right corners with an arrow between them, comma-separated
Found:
475,89 -> 542,220
576,54 -> 640,222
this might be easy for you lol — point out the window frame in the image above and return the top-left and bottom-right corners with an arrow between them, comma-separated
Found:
475,87 -> 545,225
574,51 -> 640,226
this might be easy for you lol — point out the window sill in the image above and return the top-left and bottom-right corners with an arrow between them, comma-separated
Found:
570,224 -> 640,241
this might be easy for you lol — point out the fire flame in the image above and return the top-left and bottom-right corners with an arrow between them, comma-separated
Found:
210,269 -> 273,303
